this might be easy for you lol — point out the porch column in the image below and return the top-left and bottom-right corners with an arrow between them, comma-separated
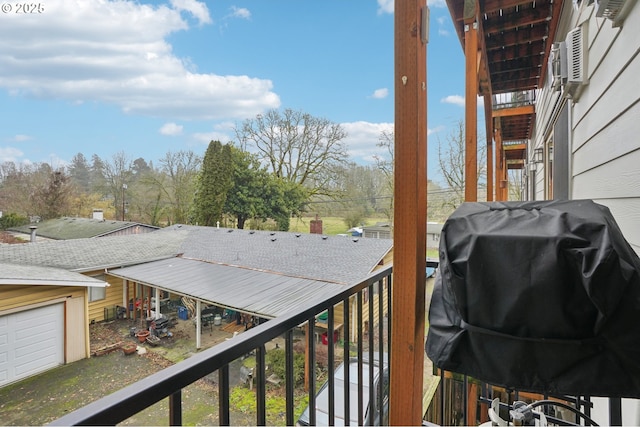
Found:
196,300 -> 202,350
154,286 -> 161,319
464,14 -> 478,202
391,0 -> 428,425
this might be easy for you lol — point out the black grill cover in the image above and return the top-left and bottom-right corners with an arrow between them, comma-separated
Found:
425,199 -> 640,398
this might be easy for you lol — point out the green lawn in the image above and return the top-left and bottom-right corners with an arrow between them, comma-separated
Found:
289,216 -> 389,235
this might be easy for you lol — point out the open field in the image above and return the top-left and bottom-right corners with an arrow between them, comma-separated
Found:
289,216 -> 389,235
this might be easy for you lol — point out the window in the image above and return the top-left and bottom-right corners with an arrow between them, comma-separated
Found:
89,273 -> 106,302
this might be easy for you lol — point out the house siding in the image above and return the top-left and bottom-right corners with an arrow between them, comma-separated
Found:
534,0 -> 640,254
0,285 -> 88,363
87,272 -> 125,323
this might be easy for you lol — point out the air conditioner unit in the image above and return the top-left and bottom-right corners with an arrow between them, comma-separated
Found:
549,41 -> 567,92
596,0 -> 630,25
564,25 -> 587,99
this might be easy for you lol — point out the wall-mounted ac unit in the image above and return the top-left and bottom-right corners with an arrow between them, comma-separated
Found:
596,0 -> 631,25
564,25 -> 587,99
549,41 -> 567,92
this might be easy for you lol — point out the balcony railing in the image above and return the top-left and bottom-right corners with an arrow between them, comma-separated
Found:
52,261 -> 436,426
50,256 -> 629,426
492,90 -> 537,110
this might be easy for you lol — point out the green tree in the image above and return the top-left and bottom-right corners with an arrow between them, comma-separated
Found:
224,147 -> 269,229
67,153 -> 92,193
193,141 -> 233,226
265,179 -> 308,231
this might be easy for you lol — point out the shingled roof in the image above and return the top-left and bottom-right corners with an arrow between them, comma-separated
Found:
9,217 -> 159,240
0,229 -> 189,272
166,225 -> 393,284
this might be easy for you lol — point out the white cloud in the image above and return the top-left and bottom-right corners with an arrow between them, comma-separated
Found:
441,95 -> 465,107
341,121 -> 394,163
160,122 -> 183,136
13,134 -> 32,142
229,6 -> 251,20
170,0 -> 212,25
441,95 -> 485,108
377,0 -> 394,14
192,122 -> 236,145
378,0 -> 446,14
0,1 -> 279,121
370,88 -> 389,99
0,147 -> 24,163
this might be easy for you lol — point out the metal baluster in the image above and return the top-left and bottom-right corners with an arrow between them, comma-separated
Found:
169,390 -> 182,426
218,365 -> 229,426
328,306 -> 335,426
256,345 -> 266,426
343,297 -> 351,426
285,330 -> 294,426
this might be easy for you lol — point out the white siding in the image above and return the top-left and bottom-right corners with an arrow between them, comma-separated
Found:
534,0 -> 640,255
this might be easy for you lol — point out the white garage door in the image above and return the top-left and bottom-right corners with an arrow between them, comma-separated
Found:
0,303 -> 64,387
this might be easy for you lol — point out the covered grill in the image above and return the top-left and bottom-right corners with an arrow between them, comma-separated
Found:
426,199 -> 640,398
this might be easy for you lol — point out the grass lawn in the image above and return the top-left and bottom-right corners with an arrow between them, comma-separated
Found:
289,216 -> 389,235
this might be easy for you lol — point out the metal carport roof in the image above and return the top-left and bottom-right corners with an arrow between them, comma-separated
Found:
107,257 -> 346,319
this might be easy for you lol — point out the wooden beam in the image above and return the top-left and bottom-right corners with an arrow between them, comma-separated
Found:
391,0 -> 427,424
492,105 -> 535,118
464,16 -> 478,202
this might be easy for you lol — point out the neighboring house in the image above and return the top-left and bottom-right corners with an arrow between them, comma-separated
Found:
0,225 -> 393,382
363,223 -> 392,240
363,222 -> 443,250
0,263 -> 107,387
8,216 -> 159,242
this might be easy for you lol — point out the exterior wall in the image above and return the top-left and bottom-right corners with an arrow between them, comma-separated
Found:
87,271 -> 125,323
533,0 -> 640,254
533,2 -> 640,423
99,224 -> 158,237
0,285 -> 89,362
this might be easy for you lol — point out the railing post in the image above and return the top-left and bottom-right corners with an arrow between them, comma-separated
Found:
169,390 -> 181,426
218,365 -> 230,426
609,397 -> 622,426
285,330 -> 295,426
256,345 -> 266,426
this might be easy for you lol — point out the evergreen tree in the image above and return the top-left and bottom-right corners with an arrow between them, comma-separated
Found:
193,141 -> 233,226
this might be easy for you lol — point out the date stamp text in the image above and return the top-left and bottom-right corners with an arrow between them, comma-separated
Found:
1,3 -> 45,13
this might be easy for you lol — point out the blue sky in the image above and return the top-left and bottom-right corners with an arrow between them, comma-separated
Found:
0,0 -> 471,184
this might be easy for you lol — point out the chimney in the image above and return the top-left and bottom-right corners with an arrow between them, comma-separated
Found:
310,214 -> 323,235
92,209 -> 104,221
29,225 -> 37,243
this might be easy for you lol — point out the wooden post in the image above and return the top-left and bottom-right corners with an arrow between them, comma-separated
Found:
391,0 -> 428,425
485,96 -> 494,201
464,16 -> 478,202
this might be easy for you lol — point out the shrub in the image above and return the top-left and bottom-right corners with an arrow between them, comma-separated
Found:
0,213 -> 29,230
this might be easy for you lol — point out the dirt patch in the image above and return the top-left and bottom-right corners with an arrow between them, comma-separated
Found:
0,316 -> 306,426
0,318 -> 250,425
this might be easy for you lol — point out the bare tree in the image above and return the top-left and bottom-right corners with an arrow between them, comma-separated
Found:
437,119 -> 486,212
372,130 -> 395,221
235,108 -> 349,197
158,150 -> 201,224
101,152 -> 134,221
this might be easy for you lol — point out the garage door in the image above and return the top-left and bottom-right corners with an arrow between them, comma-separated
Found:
0,303 -> 64,387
